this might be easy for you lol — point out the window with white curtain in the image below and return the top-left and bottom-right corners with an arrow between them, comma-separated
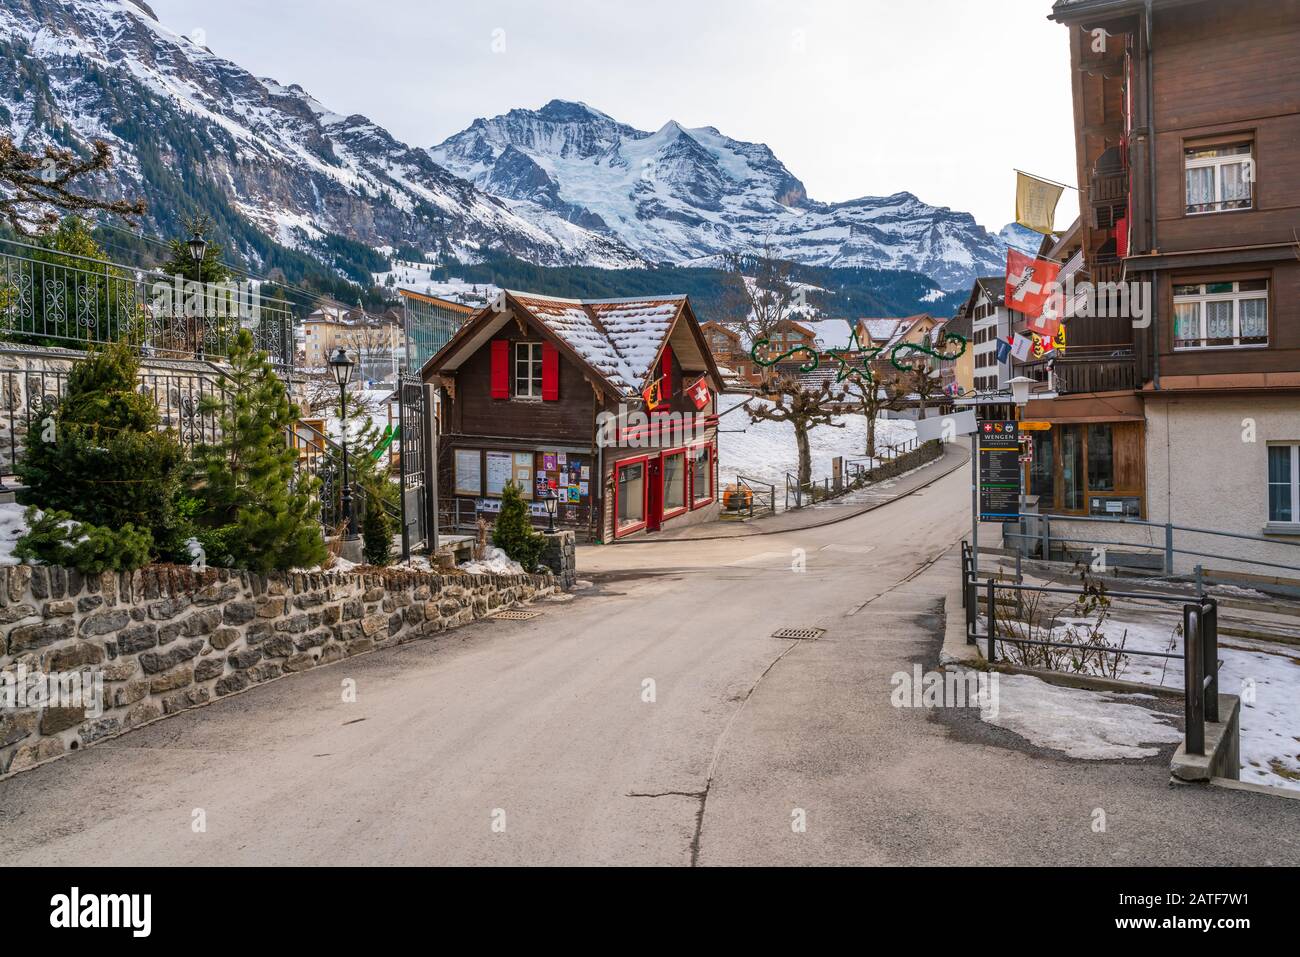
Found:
1185,143 -> 1253,214
1269,444 -> 1299,525
1172,280 -> 1268,349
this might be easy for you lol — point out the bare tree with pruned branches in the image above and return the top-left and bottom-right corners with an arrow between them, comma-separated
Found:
0,137 -> 145,236
844,364 -> 906,458
746,374 -> 846,491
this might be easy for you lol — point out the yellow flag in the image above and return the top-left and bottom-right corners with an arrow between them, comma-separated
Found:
1015,171 -> 1064,235
1054,323 -> 1067,354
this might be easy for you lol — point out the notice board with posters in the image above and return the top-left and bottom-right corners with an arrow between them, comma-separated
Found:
534,451 -> 591,510
978,420 -> 1021,520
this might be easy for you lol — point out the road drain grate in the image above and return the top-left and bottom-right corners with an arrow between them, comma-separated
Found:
491,609 -> 541,621
771,626 -> 824,640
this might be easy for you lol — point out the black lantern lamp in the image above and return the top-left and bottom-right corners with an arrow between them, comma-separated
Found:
186,227 -> 208,267
543,489 -> 558,533
329,347 -> 358,537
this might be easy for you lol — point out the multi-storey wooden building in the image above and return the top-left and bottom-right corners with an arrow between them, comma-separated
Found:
1040,0 -> 1300,564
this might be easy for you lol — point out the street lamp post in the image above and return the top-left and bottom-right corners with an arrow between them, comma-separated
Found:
543,489 -> 557,534
188,226 -> 208,360
330,347 -> 359,539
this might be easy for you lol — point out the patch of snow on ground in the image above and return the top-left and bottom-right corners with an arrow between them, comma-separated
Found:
980,671 -> 1183,759
1103,612 -> 1300,790
716,393 -> 918,490
0,502 -> 31,565
459,547 -> 525,576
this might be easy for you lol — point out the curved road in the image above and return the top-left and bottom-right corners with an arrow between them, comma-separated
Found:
3,460 -> 1298,865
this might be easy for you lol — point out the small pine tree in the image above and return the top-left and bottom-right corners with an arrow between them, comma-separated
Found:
17,339 -> 185,561
362,488 -> 395,566
191,329 -> 327,572
491,481 -> 546,571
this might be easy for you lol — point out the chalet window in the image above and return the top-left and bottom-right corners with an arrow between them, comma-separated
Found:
514,342 -> 543,398
662,450 -> 686,515
1269,444 -> 1299,524
1184,143 -> 1253,214
1173,280 -> 1268,349
690,443 -> 713,507
616,459 -> 646,533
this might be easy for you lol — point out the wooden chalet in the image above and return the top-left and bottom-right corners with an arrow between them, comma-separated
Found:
421,291 -> 724,542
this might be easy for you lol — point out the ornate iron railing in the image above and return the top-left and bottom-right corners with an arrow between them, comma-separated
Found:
0,238 -> 293,369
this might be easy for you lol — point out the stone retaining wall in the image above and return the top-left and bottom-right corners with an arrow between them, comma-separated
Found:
0,563 -> 558,776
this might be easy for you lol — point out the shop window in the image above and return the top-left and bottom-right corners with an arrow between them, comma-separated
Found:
662,450 -> 686,515
690,444 -> 713,507
616,459 -> 646,534
1086,424 -> 1114,492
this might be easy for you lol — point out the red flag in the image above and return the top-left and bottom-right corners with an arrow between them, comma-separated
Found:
686,375 -> 711,411
1005,249 -> 1059,330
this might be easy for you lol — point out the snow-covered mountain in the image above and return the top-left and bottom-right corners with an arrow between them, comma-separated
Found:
431,100 -> 1014,289
0,0 -> 642,269
0,0 -> 1014,292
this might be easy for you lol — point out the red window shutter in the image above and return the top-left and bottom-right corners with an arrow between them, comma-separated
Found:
490,340 -> 509,399
661,343 -> 673,398
541,342 -> 559,401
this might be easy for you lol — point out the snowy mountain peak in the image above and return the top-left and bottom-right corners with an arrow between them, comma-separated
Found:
0,0 -> 643,269
431,101 -> 1006,288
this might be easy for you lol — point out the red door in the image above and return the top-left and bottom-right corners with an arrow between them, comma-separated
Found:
646,458 -> 663,531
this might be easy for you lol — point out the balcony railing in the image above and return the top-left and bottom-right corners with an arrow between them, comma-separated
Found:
1053,344 -> 1138,393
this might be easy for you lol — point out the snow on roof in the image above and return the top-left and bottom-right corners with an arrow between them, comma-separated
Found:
509,292 -> 685,396
800,318 -> 858,351
862,318 -> 907,347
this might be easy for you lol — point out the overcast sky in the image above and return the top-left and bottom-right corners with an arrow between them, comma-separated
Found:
148,0 -> 1080,231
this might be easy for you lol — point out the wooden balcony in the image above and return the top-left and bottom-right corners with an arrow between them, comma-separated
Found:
1088,168 -> 1128,230
1053,345 -> 1138,394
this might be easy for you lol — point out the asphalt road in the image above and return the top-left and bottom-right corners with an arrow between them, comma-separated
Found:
3,458 -> 1298,865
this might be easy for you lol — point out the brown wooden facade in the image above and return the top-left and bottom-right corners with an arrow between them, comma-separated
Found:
422,292 -> 723,543
1040,0 -> 1300,527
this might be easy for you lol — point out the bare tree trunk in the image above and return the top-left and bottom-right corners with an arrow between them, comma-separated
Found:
795,423 -> 813,489
866,412 -> 877,459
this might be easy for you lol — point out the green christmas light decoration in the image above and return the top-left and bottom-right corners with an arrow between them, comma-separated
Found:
748,323 -> 967,388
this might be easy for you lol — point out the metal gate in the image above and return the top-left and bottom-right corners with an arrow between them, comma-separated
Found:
397,374 -> 436,559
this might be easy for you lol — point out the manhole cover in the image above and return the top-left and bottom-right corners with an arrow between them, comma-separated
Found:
771,627 -> 824,640
491,609 -> 541,621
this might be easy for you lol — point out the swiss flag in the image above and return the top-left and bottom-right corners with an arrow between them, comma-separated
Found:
1005,249 -> 1059,329
686,375 -> 711,411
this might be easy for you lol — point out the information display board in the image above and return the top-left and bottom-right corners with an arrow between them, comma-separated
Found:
978,420 -> 1022,520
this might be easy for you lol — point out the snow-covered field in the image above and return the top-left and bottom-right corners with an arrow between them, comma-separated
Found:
716,392 -> 918,489
372,263 -> 502,307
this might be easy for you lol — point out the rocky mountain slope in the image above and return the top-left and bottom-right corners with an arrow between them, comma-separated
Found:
432,100 -> 1018,289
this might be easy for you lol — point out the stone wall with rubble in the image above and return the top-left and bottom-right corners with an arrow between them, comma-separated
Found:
0,563 -> 557,776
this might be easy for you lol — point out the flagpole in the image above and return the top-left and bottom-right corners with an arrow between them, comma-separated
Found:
1013,168 -> 1081,192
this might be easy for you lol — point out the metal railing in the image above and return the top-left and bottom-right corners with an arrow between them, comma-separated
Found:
0,237 -> 294,369
1,349 -> 348,531
960,540 -> 1221,756
783,436 -> 928,510
1005,512 -> 1300,577
733,475 -> 775,517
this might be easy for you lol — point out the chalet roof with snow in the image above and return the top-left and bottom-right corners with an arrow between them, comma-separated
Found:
420,289 -> 721,398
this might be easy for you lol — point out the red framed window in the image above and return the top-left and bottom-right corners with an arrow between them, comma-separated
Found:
661,447 -> 687,520
614,456 -> 648,537
689,442 -> 713,509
